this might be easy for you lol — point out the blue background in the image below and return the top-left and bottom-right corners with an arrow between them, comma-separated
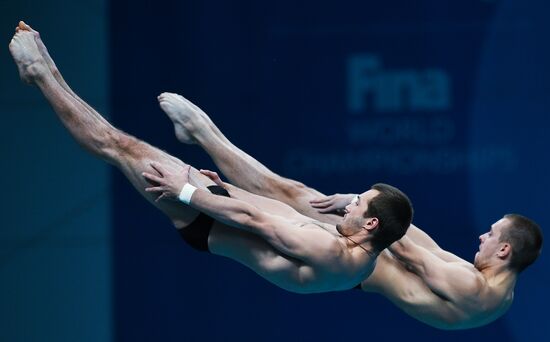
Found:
1,0 -> 549,341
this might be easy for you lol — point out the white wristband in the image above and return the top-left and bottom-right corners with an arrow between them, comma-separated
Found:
178,183 -> 197,205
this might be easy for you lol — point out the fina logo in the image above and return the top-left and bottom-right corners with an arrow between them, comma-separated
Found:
347,54 -> 451,113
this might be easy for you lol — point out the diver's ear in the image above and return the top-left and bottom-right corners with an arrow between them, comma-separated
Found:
363,217 -> 379,232
497,243 -> 511,259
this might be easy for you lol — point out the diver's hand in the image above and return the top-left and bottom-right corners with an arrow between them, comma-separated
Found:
309,193 -> 357,215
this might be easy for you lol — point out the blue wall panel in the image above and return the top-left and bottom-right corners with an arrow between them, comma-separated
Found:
110,1 -> 549,340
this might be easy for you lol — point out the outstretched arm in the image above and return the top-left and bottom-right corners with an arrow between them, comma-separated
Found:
404,225 -> 471,263
143,162 -> 338,264
389,236 -> 482,302
309,193 -> 467,263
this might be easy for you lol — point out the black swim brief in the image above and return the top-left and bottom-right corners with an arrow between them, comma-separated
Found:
178,185 -> 230,252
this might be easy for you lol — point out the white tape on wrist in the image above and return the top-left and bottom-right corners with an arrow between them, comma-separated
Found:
178,183 -> 197,205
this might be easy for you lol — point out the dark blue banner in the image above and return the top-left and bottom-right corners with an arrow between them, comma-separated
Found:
111,1 -> 549,340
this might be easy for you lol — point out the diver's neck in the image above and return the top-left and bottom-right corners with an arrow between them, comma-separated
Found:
481,265 -> 517,289
341,234 -> 378,257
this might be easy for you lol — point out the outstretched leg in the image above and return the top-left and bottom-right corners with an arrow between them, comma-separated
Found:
157,92 -> 343,225
9,26 -> 209,228
18,21 -> 111,129
9,25 -> 311,292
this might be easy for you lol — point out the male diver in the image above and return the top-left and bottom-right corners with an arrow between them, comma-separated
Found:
9,21 -> 412,294
154,89 -> 543,330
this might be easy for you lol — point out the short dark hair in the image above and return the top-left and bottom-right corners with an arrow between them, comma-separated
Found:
364,183 -> 413,251
500,214 -> 543,273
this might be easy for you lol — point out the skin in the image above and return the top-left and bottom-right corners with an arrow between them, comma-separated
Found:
384,218 -> 516,329
9,21 -> 382,294
143,162 -> 382,293
160,91 -> 519,329
10,21 -> 520,329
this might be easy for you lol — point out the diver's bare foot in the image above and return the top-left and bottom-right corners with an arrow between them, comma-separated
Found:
157,92 -> 210,144
9,22 -> 48,84
17,21 -> 60,78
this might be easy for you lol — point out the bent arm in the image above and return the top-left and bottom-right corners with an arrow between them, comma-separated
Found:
389,236 -> 481,302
